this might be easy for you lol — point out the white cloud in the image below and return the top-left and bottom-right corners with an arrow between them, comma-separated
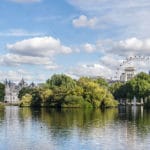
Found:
97,38 -> 150,56
72,15 -> 98,29
0,29 -> 44,37
98,54 -> 150,79
9,0 -> 41,3
0,69 -> 49,83
68,63 -> 112,79
81,37 -> 150,56
6,36 -> 72,57
69,0 -> 150,37
75,37 -> 150,79
45,64 -> 59,70
0,70 -> 33,82
99,54 -> 123,69
82,43 -> 96,53
114,38 -> 150,55
0,53 -> 53,66
68,53 -> 150,80
68,0 -> 150,13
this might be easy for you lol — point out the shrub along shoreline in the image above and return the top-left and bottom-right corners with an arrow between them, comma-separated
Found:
19,74 -> 118,108
0,103 -> 5,110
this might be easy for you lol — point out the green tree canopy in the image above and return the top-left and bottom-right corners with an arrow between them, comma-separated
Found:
110,72 -> 150,101
0,83 -> 5,101
46,74 -> 76,89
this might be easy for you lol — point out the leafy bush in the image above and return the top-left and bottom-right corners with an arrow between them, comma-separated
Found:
62,95 -> 93,108
20,94 -> 32,107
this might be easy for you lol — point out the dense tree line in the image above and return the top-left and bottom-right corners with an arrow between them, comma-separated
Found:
19,74 -> 118,108
110,72 -> 150,106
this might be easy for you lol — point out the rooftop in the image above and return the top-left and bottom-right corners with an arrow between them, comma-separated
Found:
125,67 -> 136,72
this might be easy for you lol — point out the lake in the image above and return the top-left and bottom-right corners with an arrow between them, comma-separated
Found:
0,106 -> 150,150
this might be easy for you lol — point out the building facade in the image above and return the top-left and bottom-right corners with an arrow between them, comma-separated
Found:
120,67 -> 136,82
4,79 -> 29,104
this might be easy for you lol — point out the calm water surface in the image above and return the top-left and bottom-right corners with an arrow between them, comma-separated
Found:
0,106 -> 150,150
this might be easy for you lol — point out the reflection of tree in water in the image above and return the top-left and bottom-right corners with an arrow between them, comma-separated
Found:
0,109 -> 5,125
18,107 -> 119,141
136,109 -> 150,135
40,108 -> 118,127
118,106 -> 150,139
19,108 -> 32,121
37,108 -> 118,138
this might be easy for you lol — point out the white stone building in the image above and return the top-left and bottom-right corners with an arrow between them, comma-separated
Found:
120,67 -> 136,82
4,79 -> 28,104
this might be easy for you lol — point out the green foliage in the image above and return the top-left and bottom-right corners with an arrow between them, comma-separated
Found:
78,77 -> 118,108
0,103 -> 5,109
20,74 -> 118,108
18,87 -> 33,99
94,77 -> 108,87
46,74 -> 76,89
39,88 -> 53,106
62,95 -> 93,108
102,98 -> 119,108
31,89 -> 42,107
19,94 -> 32,107
20,89 -> 42,107
109,82 -> 123,99
144,97 -> 150,108
0,83 -> 5,101
110,72 -> 150,104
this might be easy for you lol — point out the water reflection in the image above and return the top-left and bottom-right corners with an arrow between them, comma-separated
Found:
0,106 -> 150,150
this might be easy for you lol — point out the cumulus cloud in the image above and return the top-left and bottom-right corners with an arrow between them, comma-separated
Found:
9,0 -> 41,3
67,53 -> 150,80
98,54 -> 150,79
69,0 -> 150,37
68,63 -> 113,79
74,37 -> 150,79
0,53 -> 53,66
81,38 -> 150,57
113,38 -> 150,56
72,15 -> 98,29
1,36 -> 73,78
82,43 -> 96,53
6,36 -> 72,57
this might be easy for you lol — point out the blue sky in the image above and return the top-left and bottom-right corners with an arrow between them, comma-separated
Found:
1,0 -> 150,82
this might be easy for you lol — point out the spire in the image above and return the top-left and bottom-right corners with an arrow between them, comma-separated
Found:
8,80 -> 11,87
5,79 -> 8,85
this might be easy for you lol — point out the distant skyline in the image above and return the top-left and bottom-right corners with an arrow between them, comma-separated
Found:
1,0 -> 150,82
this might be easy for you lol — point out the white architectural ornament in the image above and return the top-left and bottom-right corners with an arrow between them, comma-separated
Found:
4,79 -> 31,104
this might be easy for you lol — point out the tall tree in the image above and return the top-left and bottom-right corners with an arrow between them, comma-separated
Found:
0,83 -> 5,101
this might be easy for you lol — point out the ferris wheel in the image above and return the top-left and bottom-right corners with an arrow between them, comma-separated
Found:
114,56 -> 150,80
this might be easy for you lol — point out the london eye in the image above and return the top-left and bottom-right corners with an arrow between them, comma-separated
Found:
114,56 -> 150,80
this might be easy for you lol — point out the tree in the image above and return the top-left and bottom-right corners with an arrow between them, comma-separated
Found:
20,74 -> 118,108
39,88 -> 53,106
18,87 -> 33,99
110,72 -> 150,102
19,94 -> 32,107
78,77 -> 118,108
94,77 -> 108,87
46,74 -> 76,89
31,89 -> 42,107
109,82 -> 124,99
0,83 -> 5,101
